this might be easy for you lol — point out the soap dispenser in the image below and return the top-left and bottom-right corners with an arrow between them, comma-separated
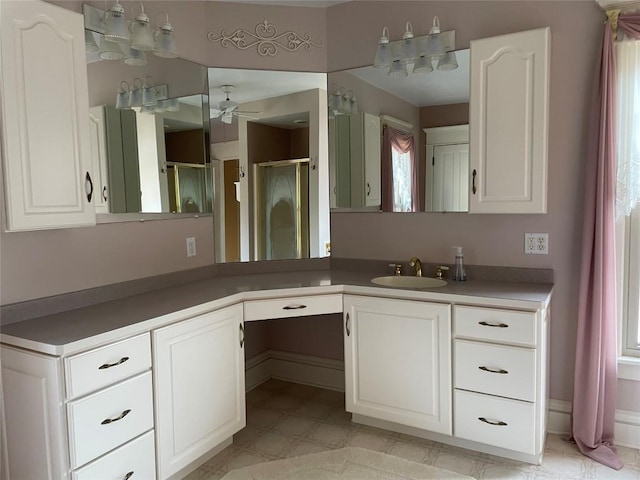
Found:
453,246 -> 467,281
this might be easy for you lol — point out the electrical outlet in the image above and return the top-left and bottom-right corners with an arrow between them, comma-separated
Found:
186,237 -> 196,257
525,233 -> 548,255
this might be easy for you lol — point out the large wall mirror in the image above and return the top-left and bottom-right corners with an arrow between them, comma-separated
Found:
328,48 -> 470,213
84,29 -> 211,219
208,68 -> 330,263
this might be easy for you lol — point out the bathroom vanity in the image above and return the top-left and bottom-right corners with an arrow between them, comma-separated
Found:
0,268 -> 552,480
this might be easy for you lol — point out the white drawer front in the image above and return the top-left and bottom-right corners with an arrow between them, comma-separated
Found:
72,430 -> 156,480
454,340 -> 536,402
244,294 -> 342,321
454,389 -> 536,454
68,371 -> 154,468
454,305 -> 536,346
65,333 -> 151,398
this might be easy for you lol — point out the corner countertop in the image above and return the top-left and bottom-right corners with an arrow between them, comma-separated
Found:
0,268 -> 553,356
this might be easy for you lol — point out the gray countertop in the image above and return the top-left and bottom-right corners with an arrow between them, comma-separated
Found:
0,268 -> 553,355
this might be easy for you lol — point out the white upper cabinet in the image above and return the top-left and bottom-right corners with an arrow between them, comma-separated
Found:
469,27 -> 550,214
1,0 -> 95,231
88,106 -> 110,215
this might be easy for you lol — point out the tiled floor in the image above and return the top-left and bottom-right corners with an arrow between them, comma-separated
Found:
185,379 -> 640,480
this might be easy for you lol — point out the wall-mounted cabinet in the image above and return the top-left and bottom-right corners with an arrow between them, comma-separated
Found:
469,27 -> 550,214
332,112 -> 381,209
0,0 -> 95,231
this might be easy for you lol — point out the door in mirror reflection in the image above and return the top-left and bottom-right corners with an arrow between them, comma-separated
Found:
255,160 -> 310,261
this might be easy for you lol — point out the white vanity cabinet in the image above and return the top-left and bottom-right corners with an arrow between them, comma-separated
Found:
343,295 -> 452,434
453,304 -> 549,462
0,333 -> 155,480
153,304 -> 246,480
0,0 -> 96,231
469,27 -> 550,214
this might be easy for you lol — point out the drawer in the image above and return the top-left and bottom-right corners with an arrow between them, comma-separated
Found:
244,294 -> 342,321
454,340 -> 536,401
68,371 -> 154,468
454,389 -> 536,455
72,430 -> 156,480
65,333 -> 151,398
454,305 -> 537,346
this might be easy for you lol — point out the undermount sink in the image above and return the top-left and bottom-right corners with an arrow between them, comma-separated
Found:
371,276 -> 447,289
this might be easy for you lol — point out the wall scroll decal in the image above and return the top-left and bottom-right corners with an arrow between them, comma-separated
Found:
207,19 -> 323,56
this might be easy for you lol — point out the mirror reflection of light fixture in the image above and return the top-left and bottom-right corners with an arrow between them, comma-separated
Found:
85,30 -> 99,52
373,16 -> 457,77
123,45 -> 147,66
115,76 -> 176,114
142,76 -> 157,106
328,84 -> 359,117
129,78 -> 144,107
115,81 -> 131,109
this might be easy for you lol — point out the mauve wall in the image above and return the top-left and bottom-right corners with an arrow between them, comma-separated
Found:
4,1 -> 637,411
327,0 -> 632,408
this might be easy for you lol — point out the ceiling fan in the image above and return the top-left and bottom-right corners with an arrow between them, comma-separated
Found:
211,85 -> 260,124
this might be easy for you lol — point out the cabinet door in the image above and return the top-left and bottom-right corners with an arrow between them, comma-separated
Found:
432,143 -> 469,212
363,112 -> 381,207
0,0 -> 95,230
153,305 -> 245,480
343,295 -> 452,434
469,27 -> 550,214
88,106 -> 109,214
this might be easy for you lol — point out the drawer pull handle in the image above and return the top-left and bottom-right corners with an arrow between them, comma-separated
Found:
345,313 -> 351,337
479,366 -> 509,374
101,409 -> 131,425
123,472 -> 134,480
478,417 -> 507,426
478,321 -> 509,328
283,304 -> 307,310
239,322 -> 245,348
98,357 -> 130,370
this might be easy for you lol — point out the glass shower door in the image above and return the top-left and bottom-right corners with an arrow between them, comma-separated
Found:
255,159 -> 309,260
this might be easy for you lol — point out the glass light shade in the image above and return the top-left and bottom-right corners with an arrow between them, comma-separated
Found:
129,83 -> 143,107
350,97 -> 359,115
142,85 -> 157,106
115,82 -> 130,109
98,36 -> 124,60
167,98 -> 180,112
413,55 -> 433,74
154,99 -> 169,112
85,30 -> 99,53
140,104 -> 155,114
123,46 -> 147,66
401,22 -> 417,64
131,9 -> 155,51
426,33 -> 445,59
104,1 -> 131,44
437,51 -> 459,71
373,27 -> 391,68
154,22 -> 178,58
388,59 -> 408,78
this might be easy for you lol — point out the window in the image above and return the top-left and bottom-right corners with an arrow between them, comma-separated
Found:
616,37 -> 640,358
391,147 -> 412,212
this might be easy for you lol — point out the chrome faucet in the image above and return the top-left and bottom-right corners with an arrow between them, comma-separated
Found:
409,257 -> 422,277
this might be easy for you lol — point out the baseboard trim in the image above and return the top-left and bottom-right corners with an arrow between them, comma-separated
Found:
245,349 -> 345,392
548,399 -> 640,449
246,352 -> 640,449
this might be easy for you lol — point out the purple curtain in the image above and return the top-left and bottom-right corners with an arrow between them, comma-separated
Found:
381,126 -> 419,212
572,12 -> 640,470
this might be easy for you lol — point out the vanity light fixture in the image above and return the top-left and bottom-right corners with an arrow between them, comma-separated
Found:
373,16 -> 458,77
328,85 -> 358,116
84,3 -> 179,64
114,76 -> 173,114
